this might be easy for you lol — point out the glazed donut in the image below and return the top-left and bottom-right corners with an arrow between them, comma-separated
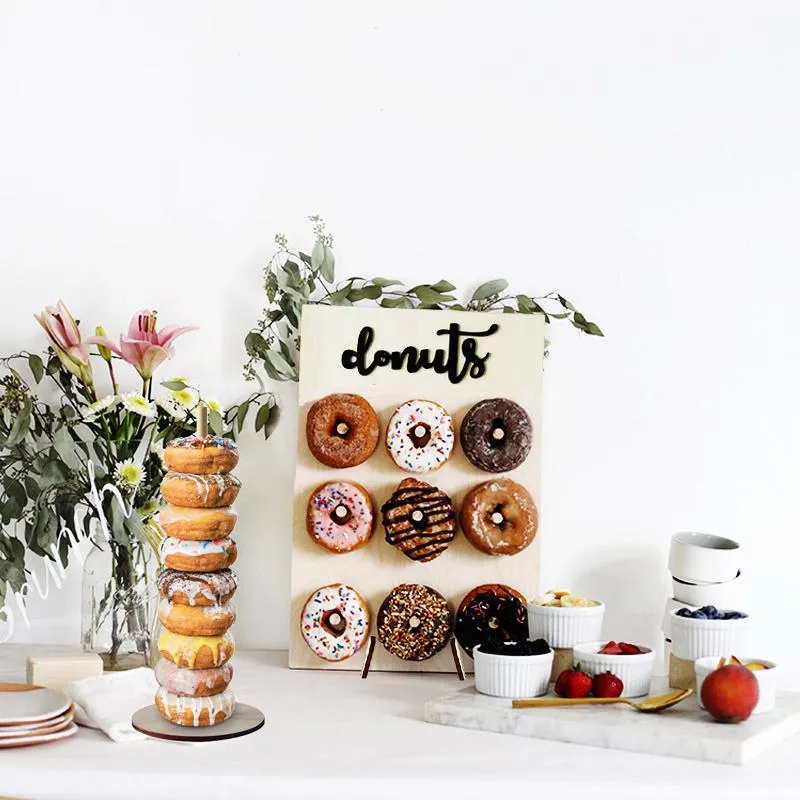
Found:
306,481 -> 374,554
155,686 -> 235,727
377,584 -> 453,661
460,478 -> 538,556
157,568 -> 237,607
460,398 -> 532,472
158,598 -> 236,637
158,630 -> 234,669
300,583 -> 370,662
455,584 -> 529,657
160,472 -> 241,509
159,536 -> 237,572
155,658 -> 233,698
306,393 -> 379,468
381,478 -> 456,562
385,399 -> 455,473
158,505 -> 238,541
164,435 -> 239,475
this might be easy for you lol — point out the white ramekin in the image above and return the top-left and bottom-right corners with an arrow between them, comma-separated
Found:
662,598 -> 699,640
669,609 -> 750,661
571,642 -> 655,697
694,657 -> 777,715
473,645 -> 554,699
527,601 -> 605,648
671,570 -> 745,608
668,532 -> 740,584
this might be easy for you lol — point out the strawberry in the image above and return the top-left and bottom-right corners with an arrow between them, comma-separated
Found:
619,642 -> 643,655
592,671 -> 624,698
554,666 -> 593,698
598,641 -> 624,655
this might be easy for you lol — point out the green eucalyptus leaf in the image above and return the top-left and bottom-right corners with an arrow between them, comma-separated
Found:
235,401 -> 250,433
161,380 -> 187,391
558,294 -> 576,312
5,399 -> 32,447
254,402 -> 271,432
370,278 -> 402,288
359,284 -> 382,300
208,409 -> 224,436
321,244 -> 335,282
380,297 -> 406,309
264,350 -> 295,379
28,353 -> 44,383
311,240 -> 325,271
279,295 -> 300,328
472,279 -> 509,301
263,402 -> 280,438
431,280 -> 456,293
582,321 -> 604,336
52,425 -> 82,471
413,286 -> 455,304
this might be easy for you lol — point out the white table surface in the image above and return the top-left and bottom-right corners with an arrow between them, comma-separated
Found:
1,646 -> 799,800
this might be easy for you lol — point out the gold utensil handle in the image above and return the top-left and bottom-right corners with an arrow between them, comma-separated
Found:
512,696 -> 625,709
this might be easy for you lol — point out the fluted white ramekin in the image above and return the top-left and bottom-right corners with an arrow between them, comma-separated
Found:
528,601 -> 605,648
572,642 -> 655,697
473,646 -> 554,699
695,656 -> 777,715
669,609 -> 750,661
671,570 -> 745,608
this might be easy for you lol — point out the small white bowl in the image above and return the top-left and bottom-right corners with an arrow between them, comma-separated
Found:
473,645 -> 554,699
528,601 -> 605,648
695,657 -> 777,715
571,642 -> 655,697
662,598 -> 699,640
668,532 -> 740,584
669,609 -> 750,661
671,570 -> 745,608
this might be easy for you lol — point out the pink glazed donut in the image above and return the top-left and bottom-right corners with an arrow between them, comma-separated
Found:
305,480 -> 375,554
154,658 -> 233,697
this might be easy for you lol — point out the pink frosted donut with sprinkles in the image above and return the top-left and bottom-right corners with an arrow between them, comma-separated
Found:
300,583 -> 370,662
305,480 -> 375,554
385,399 -> 455,473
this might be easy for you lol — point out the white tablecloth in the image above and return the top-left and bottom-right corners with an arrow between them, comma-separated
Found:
1,646 -> 798,800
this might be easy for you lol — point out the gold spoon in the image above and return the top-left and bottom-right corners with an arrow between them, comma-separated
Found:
512,688 -> 693,713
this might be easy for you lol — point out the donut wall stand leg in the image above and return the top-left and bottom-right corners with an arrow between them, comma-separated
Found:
450,639 -> 465,681
360,636 -> 377,679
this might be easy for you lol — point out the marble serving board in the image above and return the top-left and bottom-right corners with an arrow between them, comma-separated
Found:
423,682 -> 800,765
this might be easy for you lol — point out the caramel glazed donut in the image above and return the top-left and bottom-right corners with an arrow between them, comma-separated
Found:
306,393 -> 380,468
164,434 -> 240,475
158,504 -> 238,541
158,598 -> 236,637
160,471 -> 241,509
459,478 -> 538,556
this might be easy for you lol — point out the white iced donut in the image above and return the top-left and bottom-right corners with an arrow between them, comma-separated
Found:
155,686 -> 235,727
159,536 -> 237,572
300,583 -> 370,662
385,399 -> 455,473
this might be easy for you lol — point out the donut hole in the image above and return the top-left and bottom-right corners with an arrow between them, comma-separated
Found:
407,423 -> 432,448
322,610 -> 348,637
486,419 -> 507,448
410,509 -> 428,529
408,613 -> 423,632
488,504 -> 507,528
487,616 -> 501,630
330,503 -> 352,525
331,419 -> 351,439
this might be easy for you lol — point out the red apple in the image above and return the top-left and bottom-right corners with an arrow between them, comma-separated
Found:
701,665 -> 759,723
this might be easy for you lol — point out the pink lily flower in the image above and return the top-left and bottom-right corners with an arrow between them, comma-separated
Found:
34,300 -> 92,380
87,310 -> 196,381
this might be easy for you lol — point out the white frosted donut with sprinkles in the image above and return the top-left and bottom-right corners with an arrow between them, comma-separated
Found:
305,480 -> 374,554
159,536 -> 238,572
300,583 -> 370,662
385,399 -> 455,473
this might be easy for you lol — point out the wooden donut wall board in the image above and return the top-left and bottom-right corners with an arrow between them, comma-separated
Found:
289,304 -> 545,672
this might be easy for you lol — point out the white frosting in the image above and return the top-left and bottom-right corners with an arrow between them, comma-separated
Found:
160,536 -> 235,558
158,505 -> 238,525
385,400 -> 454,473
158,598 -> 236,624
301,583 -> 369,662
156,686 -> 235,726
164,472 -> 240,503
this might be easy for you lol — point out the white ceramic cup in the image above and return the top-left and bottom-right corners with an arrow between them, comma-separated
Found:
669,609 -> 750,661
694,657 -> 777,715
527,601 -> 605,649
571,642 -> 656,697
671,570 -> 744,608
668,532 -> 740,584
473,645 -> 554,699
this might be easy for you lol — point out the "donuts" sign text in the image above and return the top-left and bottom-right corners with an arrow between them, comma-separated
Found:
341,323 -> 499,384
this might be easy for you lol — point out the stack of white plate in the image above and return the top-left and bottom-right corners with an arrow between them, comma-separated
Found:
0,684 -> 77,749
662,532 -> 745,643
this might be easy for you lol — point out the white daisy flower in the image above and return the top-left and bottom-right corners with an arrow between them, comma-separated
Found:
156,396 -> 187,420
84,394 -> 118,420
171,386 -> 199,410
114,459 -> 144,490
121,393 -> 156,418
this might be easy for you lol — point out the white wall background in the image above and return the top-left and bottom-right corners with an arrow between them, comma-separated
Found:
1,2 -> 798,679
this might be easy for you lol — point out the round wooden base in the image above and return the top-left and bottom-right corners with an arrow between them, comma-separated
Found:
131,703 -> 265,742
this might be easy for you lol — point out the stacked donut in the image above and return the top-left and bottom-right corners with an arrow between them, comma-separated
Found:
154,433 -> 240,727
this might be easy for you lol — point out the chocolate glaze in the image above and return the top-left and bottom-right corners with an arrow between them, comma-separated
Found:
455,584 -> 528,658
460,398 -> 532,472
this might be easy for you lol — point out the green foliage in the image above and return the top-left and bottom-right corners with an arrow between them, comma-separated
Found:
244,216 -> 603,384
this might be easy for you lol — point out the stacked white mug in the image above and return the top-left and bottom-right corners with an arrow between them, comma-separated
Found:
662,532 -> 746,685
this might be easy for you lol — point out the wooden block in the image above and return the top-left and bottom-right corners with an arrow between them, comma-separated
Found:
26,653 -> 104,690
669,652 -> 696,690
550,647 -> 573,682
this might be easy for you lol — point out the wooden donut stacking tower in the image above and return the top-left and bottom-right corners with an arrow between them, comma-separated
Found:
154,404 -> 240,727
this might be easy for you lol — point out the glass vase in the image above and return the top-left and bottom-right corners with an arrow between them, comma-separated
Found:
81,537 -> 157,671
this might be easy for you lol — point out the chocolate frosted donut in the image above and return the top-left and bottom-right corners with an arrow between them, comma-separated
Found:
460,398 -> 532,472
157,568 -> 238,607
381,478 -> 456,562
455,583 -> 528,657
306,393 -> 379,468
377,584 -> 453,661
460,478 -> 538,556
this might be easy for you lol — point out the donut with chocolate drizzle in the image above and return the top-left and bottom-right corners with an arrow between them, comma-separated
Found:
459,478 -> 538,556
306,393 -> 380,468
455,583 -> 529,658
381,478 -> 456,562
